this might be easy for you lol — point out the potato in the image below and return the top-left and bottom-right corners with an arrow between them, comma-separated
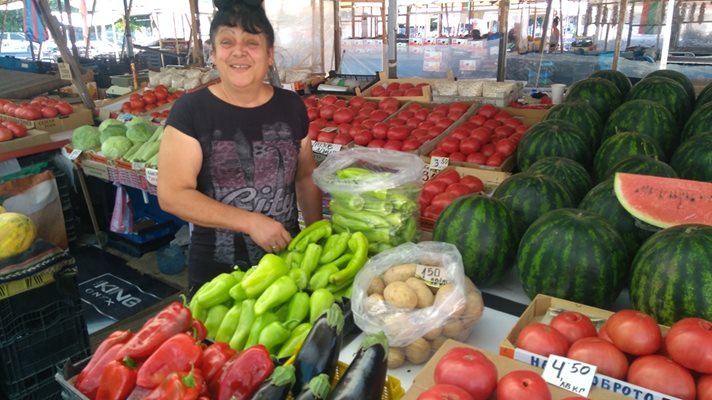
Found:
383,263 -> 417,286
383,281 -> 418,310
429,335 -> 449,353
442,318 -> 467,338
366,293 -> 387,314
464,277 -> 478,294
367,277 -> 385,296
382,312 -> 417,339
405,337 -> 431,364
388,347 -> 406,369
461,291 -> 485,324
433,284 -> 465,316
405,277 -> 435,308
423,326 -> 443,341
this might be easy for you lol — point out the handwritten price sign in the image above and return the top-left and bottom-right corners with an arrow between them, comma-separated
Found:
415,264 -> 448,287
429,156 -> 450,170
542,355 -> 597,398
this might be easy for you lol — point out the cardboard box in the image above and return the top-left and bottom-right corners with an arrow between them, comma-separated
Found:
0,107 -> 93,134
356,72 -> 433,103
501,106 -> 551,126
0,129 -> 50,153
500,294 -> 673,400
403,339 -> 625,400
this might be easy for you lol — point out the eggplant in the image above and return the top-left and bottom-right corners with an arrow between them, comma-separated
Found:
291,303 -> 344,397
293,373 -> 331,400
326,331 -> 389,400
250,365 -> 295,400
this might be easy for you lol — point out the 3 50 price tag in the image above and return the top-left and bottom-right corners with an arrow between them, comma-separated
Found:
429,156 -> 450,170
63,148 -> 82,161
415,264 -> 448,287
542,355 -> 597,398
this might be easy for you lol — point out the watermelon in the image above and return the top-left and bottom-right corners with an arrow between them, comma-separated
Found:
629,224 -> 712,325
602,99 -> 678,158
543,102 -> 603,149
602,154 -> 678,182
563,77 -> 624,120
492,172 -> 575,238
614,172 -> 712,228
0,212 -> 37,260
517,208 -> 629,308
432,195 -> 519,287
588,69 -> 633,96
626,76 -> 693,128
696,81 -> 712,109
644,69 -> 696,104
670,132 -> 712,182
516,119 -> 593,172
527,157 -> 593,203
578,178 -> 655,261
593,131 -> 666,183
681,102 -> 712,142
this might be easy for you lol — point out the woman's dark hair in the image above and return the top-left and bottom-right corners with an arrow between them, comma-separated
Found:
210,0 -> 275,48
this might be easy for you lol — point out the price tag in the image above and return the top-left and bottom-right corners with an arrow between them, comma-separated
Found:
131,162 -> 146,171
117,113 -> 133,122
311,140 -> 342,155
429,156 -> 450,170
542,355 -> 597,398
414,264 -> 448,287
145,168 -> 158,186
63,148 -> 82,161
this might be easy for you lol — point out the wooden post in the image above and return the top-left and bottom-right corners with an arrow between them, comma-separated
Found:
612,0 -> 628,70
189,0 -> 204,66
626,0 -> 635,48
37,0 -> 95,110
496,0 -> 510,82
63,0 -> 80,60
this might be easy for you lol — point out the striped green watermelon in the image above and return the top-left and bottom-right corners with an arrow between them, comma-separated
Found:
588,69 -> 633,96
645,69 -> 696,104
516,120 -> 593,172
492,172 -> 575,239
517,208 -> 629,308
593,132 -> 666,183
602,155 -> 678,182
432,195 -> 519,287
626,76 -> 693,128
670,132 -> 712,182
681,102 -> 712,142
629,224 -> 712,325
564,77 -> 624,120
543,102 -> 603,149
602,99 -> 678,158
578,178 -> 654,261
527,157 -> 592,203
696,81 -> 712,109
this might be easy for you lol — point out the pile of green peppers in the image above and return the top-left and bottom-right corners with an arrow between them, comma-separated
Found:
188,219 -> 370,358
329,166 -> 420,254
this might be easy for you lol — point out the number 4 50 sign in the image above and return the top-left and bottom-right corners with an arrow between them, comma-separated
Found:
542,355 -> 597,397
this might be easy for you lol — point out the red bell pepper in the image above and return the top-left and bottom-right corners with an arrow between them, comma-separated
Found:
197,342 -> 236,385
216,344 -> 274,400
76,330 -> 133,385
144,367 -> 205,400
95,357 -> 138,400
190,319 -> 208,343
75,343 -> 126,399
117,302 -> 193,361
136,332 -> 203,389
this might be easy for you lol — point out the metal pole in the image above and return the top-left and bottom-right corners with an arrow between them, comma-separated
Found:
659,0 -> 675,69
612,0 -> 628,70
496,0 -> 510,82
123,0 -> 134,59
63,0 -> 80,60
626,0 -> 635,48
189,0 -> 204,66
334,0 -> 342,72
381,0 -> 387,74
387,0 -> 397,77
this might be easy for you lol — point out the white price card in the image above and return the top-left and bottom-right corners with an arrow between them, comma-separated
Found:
145,168 -> 158,186
131,162 -> 146,171
429,156 -> 450,171
415,264 -> 448,287
542,354 -> 597,398
63,148 -> 82,161
421,165 -> 439,182
311,140 -> 342,155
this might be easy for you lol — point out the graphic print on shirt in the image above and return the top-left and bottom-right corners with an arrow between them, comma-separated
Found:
207,122 -> 300,265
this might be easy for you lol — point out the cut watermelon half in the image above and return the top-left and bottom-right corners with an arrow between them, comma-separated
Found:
614,172 -> 712,228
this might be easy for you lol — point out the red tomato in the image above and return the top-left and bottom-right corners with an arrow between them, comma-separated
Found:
450,102 -> 470,114
387,126 -> 410,141
447,182 -> 473,197
439,137 -> 461,154
485,152 -> 504,167
316,131 -> 336,143
417,384 -> 474,400
378,97 -> 400,111
130,98 -> 145,110
352,132 -> 373,146
0,126 -> 12,141
383,140 -> 403,151
402,138 -> 423,151
306,107 -> 320,121
372,122 -> 389,139
21,106 -> 42,120
4,121 -> 27,138
333,133 -> 352,145
459,138 -> 482,155
466,152 -> 487,164
430,149 -> 449,157
422,204 -> 443,220
698,374 -> 712,400
434,170 -> 461,186
348,96 -> 366,108
121,102 -> 132,113
627,355 -> 696,400
515,124 -> 529,134
515,322 -> 570,357
494,110 -> 512,121
459,175 -> 484,193
468,114 -> 487,126
483,119 -> 503,130
477,104 -> 498,119
320,95 -> 338,104
566,337 -> 629,379
503,118 -> 524,128
319,104 -> 336,120
142,92 -> 157,104
665,317 -> 712,374
494,139 -> 517,157
496,370 -> 551,400
550,311 -> 597,345
431,192 -> 459,211
370,109 -> 390,122
449,152 -> 466,161
493,125 -> 515,137
470,127 -> 492,144
434,347 -> 498,400
41,106 -> 59,118
606,309 -> 662,356
367,139 -> 385,148
332,108 -> 355,124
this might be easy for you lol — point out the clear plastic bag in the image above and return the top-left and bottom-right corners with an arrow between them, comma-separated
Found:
351,241 -> 468,347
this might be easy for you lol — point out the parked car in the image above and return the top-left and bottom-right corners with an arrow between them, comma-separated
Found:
0,31 -> 40,54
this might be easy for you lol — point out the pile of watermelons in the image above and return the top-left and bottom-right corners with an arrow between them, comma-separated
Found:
432,69 -> 712,327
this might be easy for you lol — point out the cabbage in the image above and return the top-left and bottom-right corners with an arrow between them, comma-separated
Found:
98,118 -> 124,132
126,122 -> 157,142
100,124 -> 127,143
101,136 -> 134,160
127,116 -> 151,127
71,125 -> 101,150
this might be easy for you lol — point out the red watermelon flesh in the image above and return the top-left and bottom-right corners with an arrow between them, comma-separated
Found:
614,172 -> 712,228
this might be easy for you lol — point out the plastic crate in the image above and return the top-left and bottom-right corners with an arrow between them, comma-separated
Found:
2,348 -> 89,400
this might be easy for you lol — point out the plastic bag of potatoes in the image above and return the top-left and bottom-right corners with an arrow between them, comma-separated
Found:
351,241 -> 484,367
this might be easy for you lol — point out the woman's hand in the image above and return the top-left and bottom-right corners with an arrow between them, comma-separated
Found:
247,213 -> 292,253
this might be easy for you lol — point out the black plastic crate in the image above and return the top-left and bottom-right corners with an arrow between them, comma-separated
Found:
55,357 -> 89,400
1,347 -> 89,400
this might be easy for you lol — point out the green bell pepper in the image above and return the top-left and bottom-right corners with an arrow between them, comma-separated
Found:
330,202 -> 389,228
308,264 -> 340,291
239,254 -> 289,299
299,243 -> 322,277
286,292 -> 310,324
258,319 -> 300,353
289,268 -> 309,291
319,232 -> 350,264
331,213 -> 373,232
328,232 -> 369,287
196,272 -> 238,308
204,304 -> 229,339
254,275 -> 299,315
309,288 -> 335,324
276,322 -> 312,359
245,312 -> 279,349
215,303 -> 242,343
288,219 -> 332,252
228,298 -> 256,351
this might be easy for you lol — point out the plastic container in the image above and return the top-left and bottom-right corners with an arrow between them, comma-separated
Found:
157,245 -> 186,275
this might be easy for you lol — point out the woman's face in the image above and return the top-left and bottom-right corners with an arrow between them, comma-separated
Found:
213,26 -> 274,90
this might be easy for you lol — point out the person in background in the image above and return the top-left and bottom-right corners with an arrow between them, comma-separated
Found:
550,17 -> 561,52
471,29 -> 482,40
157,0 -> 323,294
508,23 -> 521,44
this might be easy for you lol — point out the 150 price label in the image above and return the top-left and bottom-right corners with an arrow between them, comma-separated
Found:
415,264 -> 448,287
542,355 -> 597,398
